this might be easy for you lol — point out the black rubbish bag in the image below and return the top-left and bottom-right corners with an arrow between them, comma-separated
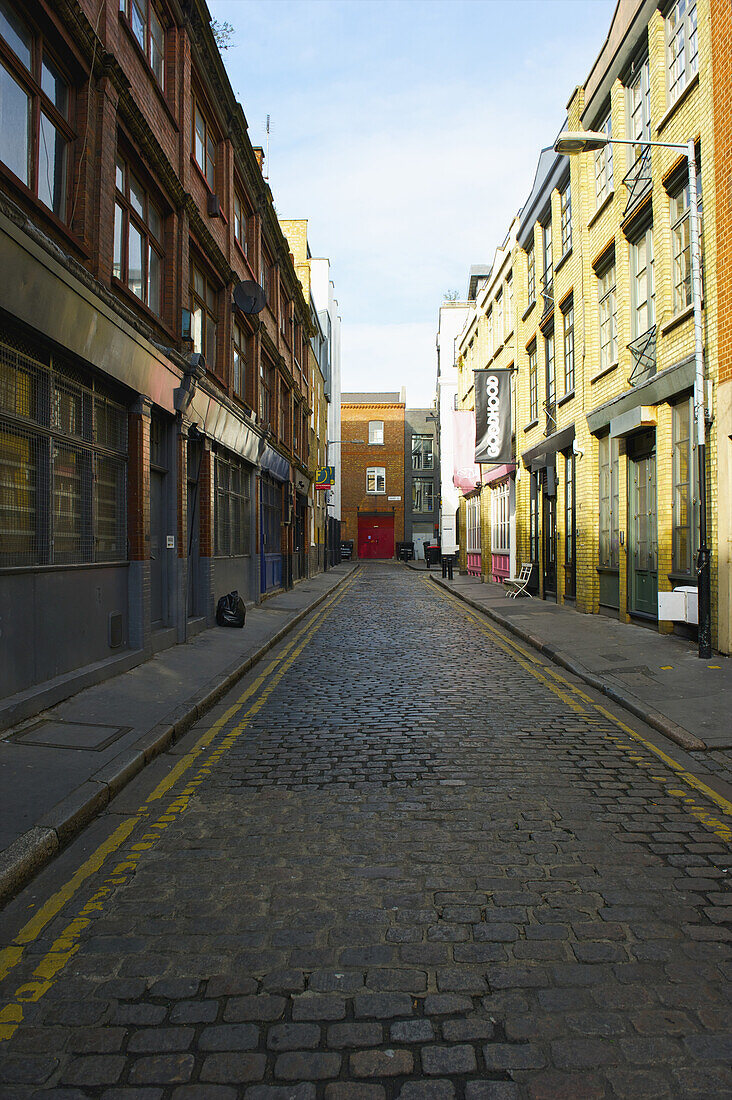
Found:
216,590 -> 246,628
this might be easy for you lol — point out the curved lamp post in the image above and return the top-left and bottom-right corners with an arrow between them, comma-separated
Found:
554,131 -> 710,659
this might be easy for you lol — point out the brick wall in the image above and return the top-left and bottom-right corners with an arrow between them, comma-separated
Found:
341,403 -> 406,554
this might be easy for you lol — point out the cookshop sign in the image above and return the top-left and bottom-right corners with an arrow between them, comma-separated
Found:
474,368 -> 512,465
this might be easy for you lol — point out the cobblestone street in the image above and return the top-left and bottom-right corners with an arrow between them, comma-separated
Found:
0,564 -> 730,1099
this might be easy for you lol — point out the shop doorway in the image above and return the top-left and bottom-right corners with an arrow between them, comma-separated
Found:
628,432 -> 657,617
149,414 -> 169,629
542,471 -> 557,599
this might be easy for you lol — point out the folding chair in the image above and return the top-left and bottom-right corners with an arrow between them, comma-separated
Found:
504,562 -> 533,598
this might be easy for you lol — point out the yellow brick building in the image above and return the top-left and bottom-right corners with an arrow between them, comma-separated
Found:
454,0 -> 727,651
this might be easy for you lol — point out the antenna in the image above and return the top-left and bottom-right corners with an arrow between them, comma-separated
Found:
265,114 -> 270,180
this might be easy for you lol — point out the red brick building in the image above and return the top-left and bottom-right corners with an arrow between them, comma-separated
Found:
340,394 -> 405,559
0,0 -> 312,715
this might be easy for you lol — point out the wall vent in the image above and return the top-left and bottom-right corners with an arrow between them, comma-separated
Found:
109,612 -> 124,649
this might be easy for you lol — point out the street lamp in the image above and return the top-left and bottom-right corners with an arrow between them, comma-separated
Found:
323,439 -> 364,570
554,130 -> 711,659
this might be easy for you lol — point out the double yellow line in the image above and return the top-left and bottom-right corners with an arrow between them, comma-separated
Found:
0,568 -> 361,1042
428,579 -> 732,843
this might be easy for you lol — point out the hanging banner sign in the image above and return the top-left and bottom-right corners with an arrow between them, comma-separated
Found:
474,368 -> 512,465
315,465 -> 335,490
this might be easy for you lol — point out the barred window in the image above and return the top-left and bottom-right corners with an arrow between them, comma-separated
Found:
215,452 -> 250,557
412,477 -> 433,512
412,434 -> 433,469
0,334 -> 127,567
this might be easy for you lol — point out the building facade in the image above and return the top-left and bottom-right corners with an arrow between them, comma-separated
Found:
447,0 -> 728,652
340,393 -> 405,559
435,302 -> 469,556
404,409 -> 439,560
0,0 -> 314,719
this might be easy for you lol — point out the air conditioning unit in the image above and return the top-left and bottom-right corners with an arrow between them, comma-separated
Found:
207,193 -> 221,217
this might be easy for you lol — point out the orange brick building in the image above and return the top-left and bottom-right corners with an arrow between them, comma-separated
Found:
340,394 -> 406,559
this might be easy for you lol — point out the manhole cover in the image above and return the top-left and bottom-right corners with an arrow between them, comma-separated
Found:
13,721 -> 130,751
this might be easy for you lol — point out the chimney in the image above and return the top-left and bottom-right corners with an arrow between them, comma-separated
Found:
253,146 -> 265,172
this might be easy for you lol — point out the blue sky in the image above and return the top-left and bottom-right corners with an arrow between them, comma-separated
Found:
209,0 -> 617,404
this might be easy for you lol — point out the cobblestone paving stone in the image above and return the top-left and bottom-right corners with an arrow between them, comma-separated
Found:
0,564 -> 731,1098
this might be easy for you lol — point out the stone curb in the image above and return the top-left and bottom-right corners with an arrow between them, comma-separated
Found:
429,574 -> 707,753
0,567 -> 356,908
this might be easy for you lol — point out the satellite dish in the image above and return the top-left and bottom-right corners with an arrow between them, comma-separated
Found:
233,280 -> 266,314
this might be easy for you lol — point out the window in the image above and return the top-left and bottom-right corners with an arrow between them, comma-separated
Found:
543,220 -> 553,282
526,241 -> 535,304
597,258 -> 617,370
259,355 -> 273,425
529,474 -> 539,563
368,420 -> 384,445
491,480 -> 510,554
366,467 -> 385,494
190,261 -> 217,368
672,396 -> 698,574
278,383 -> 290,445
192,96 -> 215,189
598,433 -> 619,568
670,166 -> 703,313
487,308 -> 494,359
496,291 -> 504,342
0,0 -> 72,220
627,57 -> 651,162
215,451 -> 250,557
0,334 -> 127,567
561,299 -> 574,394
261,250 -> 272,303
528,341 -> 538,421
119,0 -> 164,86
594,110 -> 613,206
545,332 -> 555,415
412,434 -> 433,469
466,496 -> 481,554
233,191 -> 248,257
630,226 -> 655,338
114,155 -> 163,314
667,0 -> 698,107
560,181 -> 572,254
505,273 -> 513,336
565,450 -> 575,577
412,477 -> 434,512
232,320 -> 247,402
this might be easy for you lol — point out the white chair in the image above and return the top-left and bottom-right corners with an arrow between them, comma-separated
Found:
504,562 -> 533,598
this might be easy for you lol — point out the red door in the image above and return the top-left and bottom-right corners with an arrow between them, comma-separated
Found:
357,515 -> 395,559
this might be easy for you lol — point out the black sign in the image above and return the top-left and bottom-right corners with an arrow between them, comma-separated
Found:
474,369 -> 512,464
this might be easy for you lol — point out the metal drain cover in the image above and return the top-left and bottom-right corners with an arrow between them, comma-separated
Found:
14,721 -> 129,751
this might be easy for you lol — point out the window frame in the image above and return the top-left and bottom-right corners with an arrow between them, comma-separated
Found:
526,241 -> 536,304
412,476 -> 434,513
232,318 -> 248,403
0,0 -> 74,221
597,257 -> 617,371
560,180 -> 572,255
528,341 -> 538,422
214,450 -> 251,558
491,480 -> 510,555
113,153 -> 164,316
562,298 -> 574,394
630,224 -> 655,339
192,93 -> 216,191
368,420 -> 384,445
672,395 -> 698,576
626,55 -> 651,164
598,432 -> 619,569
233,189 -> 249,259
666,0 -> 698,107
366,466 -> 385,494
669,164 -> 703,314
594,109 -> 614,207
411,434 -> 434,470
190,259 -> 218,371
119,0 -> 164,88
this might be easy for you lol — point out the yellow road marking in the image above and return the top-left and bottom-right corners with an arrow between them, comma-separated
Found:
428,579 -> 732,835
0,569 -> 361,1039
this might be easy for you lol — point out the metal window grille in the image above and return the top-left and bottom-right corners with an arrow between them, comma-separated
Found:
412,435 -> 434,469
0,334 -> 127,568
412,477 -> 434,512
215,452 -> 251,557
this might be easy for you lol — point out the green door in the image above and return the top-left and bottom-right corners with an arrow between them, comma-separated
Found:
629,445 -> 657,617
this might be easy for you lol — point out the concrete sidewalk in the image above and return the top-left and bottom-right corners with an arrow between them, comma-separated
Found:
410,560 -> 731,758
0,564 -> 356,904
